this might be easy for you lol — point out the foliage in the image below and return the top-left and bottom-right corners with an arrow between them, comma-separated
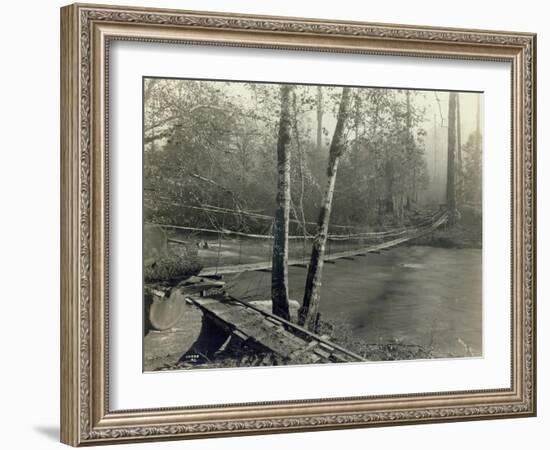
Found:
462,130 -> 482,205
143,79 -> 435,234
144,255 -> 202,283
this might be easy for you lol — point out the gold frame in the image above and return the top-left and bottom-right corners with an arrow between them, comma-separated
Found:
60,3 -> 537,446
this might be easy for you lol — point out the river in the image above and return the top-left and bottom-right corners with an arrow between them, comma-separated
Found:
167,231 -> 482,358
221,245 -> 482,358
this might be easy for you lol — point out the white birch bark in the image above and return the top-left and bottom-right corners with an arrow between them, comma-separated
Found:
299,87 -> 352,330
271,85 -> 293,320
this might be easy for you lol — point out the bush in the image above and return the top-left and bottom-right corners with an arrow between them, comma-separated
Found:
144,255 -> 202,283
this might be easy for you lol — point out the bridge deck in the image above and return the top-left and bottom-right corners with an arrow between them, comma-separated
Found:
188,296 -> 366,364
199,211 -> 448,276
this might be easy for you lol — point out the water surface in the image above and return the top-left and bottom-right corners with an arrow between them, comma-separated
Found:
224,245 -> 482,358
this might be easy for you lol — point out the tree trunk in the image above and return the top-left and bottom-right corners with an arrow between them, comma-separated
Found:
446,92 -> 457,222
316,86 -> 323,153
354,93 -> 361,154
405,91 -> 415,205
271,85 -> 293,320
384,158 -> 394,214
413,165 -> 417,203
433,114 -> 438,189
456,93 -> 463,207
291,93 -> 309,267
475,94 -> 481,152
299,87 -> 352,330
291,92 -> 308,238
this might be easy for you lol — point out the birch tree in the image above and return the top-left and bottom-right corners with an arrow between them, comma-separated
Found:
316,86 -> 324,153
299,87 -> 352,330
271,85 -> 293,320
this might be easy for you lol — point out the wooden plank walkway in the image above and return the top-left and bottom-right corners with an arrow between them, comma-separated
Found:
199,211 -> 448,276
188,296 -> 366,364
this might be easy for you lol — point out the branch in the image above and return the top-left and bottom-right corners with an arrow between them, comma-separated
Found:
143,79 -> 159,103
144,114 -> 180,132
144,129 -> 173,144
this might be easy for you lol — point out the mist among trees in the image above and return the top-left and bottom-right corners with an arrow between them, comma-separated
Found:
145,79 -> 481,231
144,78 -> 483,331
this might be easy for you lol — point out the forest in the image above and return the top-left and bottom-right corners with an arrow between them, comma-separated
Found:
143,78 -> 483,369
144,79 -> 481,232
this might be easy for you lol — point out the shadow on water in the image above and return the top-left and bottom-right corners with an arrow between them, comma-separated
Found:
226,245 -> 482,358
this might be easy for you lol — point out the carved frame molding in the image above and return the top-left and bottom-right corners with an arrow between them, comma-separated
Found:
61,3 -> 536,446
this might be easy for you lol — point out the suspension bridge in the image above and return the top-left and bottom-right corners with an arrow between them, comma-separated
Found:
145,207 -> 449,367
149,209 -> 449,277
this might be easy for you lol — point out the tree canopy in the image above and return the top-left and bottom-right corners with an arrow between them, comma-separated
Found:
143,79 -> 445,234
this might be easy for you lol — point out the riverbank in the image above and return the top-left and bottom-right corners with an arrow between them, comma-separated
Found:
317,319 -> 433,361
407,206 -> 482,249
148,313 -> 434,372
408,224 -> 482,249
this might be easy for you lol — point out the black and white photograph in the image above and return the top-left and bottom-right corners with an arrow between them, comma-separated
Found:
0,0 -> 543,447
142,78 -> 483,372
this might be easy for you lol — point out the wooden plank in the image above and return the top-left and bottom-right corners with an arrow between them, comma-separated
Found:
233,313 -> 275,331
331,353 -> 353,363
234,318 -> 279,339
230,297 -> 367,362
242,323 -> 304,357
276,329 -> 310,348
191,297 -> 224,306
192,300 -> 266,335
189,296 -> 378,363
210,307 -> 255,326
258,330 -> 304,356
192,298 -> 234,312
288,341 -> 320,360
265,316 -> 283,325
190,297 -> 309,358
210,306 -> 260,327
189,296 -> 364,362
313,347 -> 332,359
232,329 -> 248,341
319,342 -> 335,352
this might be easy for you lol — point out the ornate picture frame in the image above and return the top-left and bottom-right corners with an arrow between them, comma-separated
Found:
60,3 -> 536,446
